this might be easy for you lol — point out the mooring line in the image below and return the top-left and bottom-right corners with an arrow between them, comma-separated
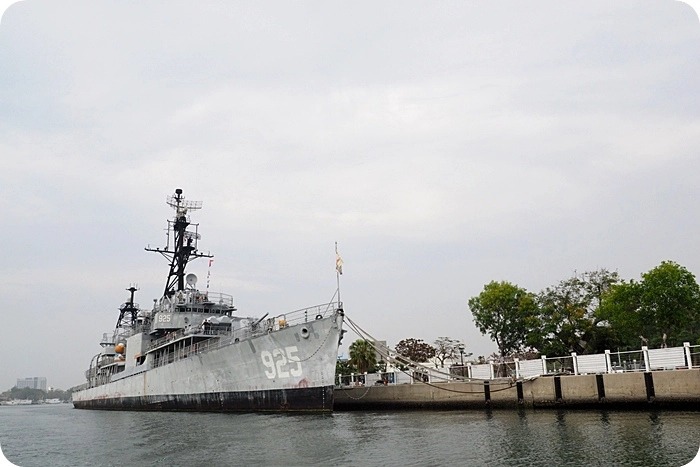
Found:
343,314 -> 523,395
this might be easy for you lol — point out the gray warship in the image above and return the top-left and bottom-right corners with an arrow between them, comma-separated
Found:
72,189 -> 345,412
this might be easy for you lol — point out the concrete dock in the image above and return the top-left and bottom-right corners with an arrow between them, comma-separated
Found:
333,368 -> 700,410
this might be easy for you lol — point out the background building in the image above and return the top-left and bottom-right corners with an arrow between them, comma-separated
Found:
16,377 -> 47,391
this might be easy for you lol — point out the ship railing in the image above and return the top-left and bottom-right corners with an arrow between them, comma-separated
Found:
99,356 -> 116,366
149,329 -> 187,351
264,301 -> 342,330
151,334 -> 209,369
149,326 -> 254,369
172,291 -> 235,307
203,292 -> 234,307
85,373 -> 112,389
148,326 -> 235,353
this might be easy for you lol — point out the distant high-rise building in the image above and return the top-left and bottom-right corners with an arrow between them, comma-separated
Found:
16,377 -> 47,391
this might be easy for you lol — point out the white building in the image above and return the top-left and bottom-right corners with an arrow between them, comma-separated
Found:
16,377 -> 47,391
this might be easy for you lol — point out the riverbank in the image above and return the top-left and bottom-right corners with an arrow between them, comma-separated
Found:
334,368 -> 700,410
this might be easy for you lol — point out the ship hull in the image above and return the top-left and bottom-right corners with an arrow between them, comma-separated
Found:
73,313 -> 342,413
73,385 -> 334,412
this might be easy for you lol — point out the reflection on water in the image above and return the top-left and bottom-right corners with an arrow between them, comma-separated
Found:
0,405 -> 698,467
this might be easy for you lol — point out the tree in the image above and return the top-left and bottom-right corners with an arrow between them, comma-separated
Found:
348,339 -> 377,374
336,358 -> 355,376
596,280 -> 644,350
533,269 -> 620,355
582,269 -> 621,311
638,261 -> 700,347
9,386 -> 46,402
433,337 -> 470,368
598,261 -> 700,349
468,281 -> 539,357
395,338 -> 436,364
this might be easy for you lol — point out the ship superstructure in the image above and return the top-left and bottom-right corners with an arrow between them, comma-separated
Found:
73,189 -> 344,412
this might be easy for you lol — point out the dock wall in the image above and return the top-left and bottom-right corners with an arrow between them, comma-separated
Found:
333,369 -> 700,410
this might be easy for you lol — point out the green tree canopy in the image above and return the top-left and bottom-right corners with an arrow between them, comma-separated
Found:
472,262 -> 699,355
596,279 -> 643,349
534,269 -> 620,355
598,261 -> 700,349
468,281 -> 539,357
348,339 -> 377,374
639,261 -> 700,346
336,358 -> 355,376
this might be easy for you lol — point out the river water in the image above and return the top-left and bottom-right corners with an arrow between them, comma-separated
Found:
0,404 -> 698,466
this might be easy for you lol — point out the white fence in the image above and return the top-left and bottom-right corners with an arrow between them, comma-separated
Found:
455,342 -> 698,380
337,342 -> 700,386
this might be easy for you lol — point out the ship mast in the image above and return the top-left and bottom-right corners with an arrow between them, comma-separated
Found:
115,285 -> 139,328
145,188 -> 213,297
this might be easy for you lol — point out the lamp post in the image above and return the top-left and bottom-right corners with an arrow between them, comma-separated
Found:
458,344 -> 465,378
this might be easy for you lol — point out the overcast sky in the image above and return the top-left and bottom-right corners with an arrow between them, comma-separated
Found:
1,1 -> 699,391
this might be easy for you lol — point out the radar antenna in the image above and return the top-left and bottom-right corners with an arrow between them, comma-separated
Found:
145,189 -> 213,297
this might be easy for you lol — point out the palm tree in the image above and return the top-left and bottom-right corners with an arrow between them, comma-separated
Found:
349,339 -> 377,374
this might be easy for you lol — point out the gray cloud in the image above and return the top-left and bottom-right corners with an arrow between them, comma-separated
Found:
0,0 -> 698,390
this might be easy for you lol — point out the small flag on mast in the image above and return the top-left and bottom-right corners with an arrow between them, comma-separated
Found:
206,259 -> 213,291
335,243 -> 343,275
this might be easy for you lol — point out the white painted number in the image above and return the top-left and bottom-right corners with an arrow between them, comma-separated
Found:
273,349 -> 289,378
157,314 -> 172,323
261,352 -> 276,378
261,346 -> 303,379
286,346 -> 302,377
